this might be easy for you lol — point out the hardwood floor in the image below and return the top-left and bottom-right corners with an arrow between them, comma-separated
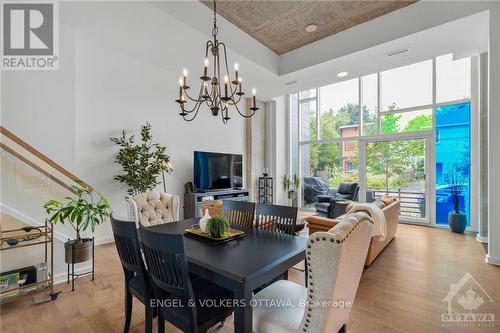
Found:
1,224 -> 499,333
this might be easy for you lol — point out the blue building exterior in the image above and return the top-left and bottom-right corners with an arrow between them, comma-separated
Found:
435,102 -> 470,226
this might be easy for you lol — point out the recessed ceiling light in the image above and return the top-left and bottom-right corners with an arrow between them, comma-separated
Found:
305,24 -> 317,33
337,71 -> 348,77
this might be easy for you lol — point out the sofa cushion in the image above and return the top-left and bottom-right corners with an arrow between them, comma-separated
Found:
373,199 -> 386,209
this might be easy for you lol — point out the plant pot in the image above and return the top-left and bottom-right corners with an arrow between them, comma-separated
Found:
64,238 -> 93,264
448,211 -> 467,233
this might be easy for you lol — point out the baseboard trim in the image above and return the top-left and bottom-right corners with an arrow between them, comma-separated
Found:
485,254 -> 500,266
476,235 -> 488,243
53,265 -> 92,285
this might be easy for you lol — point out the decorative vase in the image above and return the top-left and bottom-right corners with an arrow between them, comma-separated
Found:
199,209 -> 211,233
448,211 -> 467,233
64,238 -> 93,264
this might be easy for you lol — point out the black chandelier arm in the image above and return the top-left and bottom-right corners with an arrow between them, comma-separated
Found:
232,100 -> 257,118
181,100 -> 204,121
180,98 -> 205,114
183,85 -> 205,103
226,94 -> 242,106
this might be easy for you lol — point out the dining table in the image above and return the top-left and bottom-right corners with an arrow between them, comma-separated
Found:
148,217 -> 307,333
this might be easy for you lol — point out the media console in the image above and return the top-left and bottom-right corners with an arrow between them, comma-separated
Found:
184,188 -> 250,218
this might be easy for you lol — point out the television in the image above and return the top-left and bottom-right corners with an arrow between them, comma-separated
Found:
194,151 -> 243,191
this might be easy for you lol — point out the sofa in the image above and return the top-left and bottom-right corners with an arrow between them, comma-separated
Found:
306,195 -> 400,266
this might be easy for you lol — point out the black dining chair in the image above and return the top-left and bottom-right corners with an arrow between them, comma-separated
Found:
255,203 -> 298,235
221,200 -> 255,227
139,225 -> 234,333
110,214 -> 154,333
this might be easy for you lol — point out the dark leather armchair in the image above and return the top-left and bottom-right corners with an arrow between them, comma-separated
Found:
315,182 -> 359,218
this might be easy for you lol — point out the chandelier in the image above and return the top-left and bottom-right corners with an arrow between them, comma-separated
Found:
175,0 -> 259,124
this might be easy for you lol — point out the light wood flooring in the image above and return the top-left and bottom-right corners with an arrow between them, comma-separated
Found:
1,224 -> 499,333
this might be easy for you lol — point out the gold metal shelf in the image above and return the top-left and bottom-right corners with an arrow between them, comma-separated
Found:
0,220 -> 58,304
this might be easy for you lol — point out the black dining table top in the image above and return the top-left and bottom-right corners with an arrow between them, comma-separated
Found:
147,218 -> 307,283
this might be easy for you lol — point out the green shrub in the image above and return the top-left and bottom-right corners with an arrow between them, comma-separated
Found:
206,216 -> 230,238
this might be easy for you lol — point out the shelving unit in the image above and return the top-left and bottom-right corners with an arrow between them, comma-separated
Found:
258,176 -> 273,204
0,219 -> 58,304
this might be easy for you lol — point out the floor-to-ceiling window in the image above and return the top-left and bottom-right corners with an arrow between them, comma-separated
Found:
289,54 -> 474,228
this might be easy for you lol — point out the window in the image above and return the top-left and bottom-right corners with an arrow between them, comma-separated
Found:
436,54 -> 471,103
290,93 -> 299,176
319,78 -> 359,140
300,89 -> 316,100
300,100 -> 317,141
380,60 -> 433,111
381,109 -> 433,134
361,74 -> 378,135
301,141 -> 359,206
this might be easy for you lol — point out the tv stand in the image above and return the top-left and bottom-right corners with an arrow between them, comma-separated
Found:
184,188 -> 250,218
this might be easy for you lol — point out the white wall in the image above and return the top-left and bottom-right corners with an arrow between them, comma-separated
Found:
1,2 -> 246,277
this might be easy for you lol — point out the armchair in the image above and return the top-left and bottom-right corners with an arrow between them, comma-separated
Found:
315,182 -> 359,218
125,190 -> 180,227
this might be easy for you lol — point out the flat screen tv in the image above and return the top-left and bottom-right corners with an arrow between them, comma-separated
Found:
194,151 -> 243,191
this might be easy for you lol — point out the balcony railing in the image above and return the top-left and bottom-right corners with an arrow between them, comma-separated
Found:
370,188 -> 425,218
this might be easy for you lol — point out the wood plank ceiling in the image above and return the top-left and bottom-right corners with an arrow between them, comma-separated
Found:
201,0 -> 416,55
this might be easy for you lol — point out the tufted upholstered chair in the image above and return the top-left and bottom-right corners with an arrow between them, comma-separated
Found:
125,190 -> 180,227
253,212 -> 374,333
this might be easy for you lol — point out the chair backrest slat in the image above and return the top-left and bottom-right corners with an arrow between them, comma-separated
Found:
255,204 -> 298,235
222,200 -> 255,227
139,225 -> 193,298
110,214 -> 145,276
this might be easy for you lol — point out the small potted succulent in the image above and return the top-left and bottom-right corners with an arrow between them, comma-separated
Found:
206,216 -> 230,238
43,186 -> 110,264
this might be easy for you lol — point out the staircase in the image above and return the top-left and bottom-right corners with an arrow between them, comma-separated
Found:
0,126 -> 96,283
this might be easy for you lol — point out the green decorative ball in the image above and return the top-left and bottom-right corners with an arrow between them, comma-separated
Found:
206,216 -> 230,238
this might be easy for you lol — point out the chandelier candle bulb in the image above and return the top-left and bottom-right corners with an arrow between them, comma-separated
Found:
203,58 -> 209,78
252,88 -> 256,109
182,69 -> 188,88
233,63 -> 239,84
224,75 -> 229,98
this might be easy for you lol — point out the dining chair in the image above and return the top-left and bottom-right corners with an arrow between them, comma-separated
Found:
252,212 -> 374,333
126,190 -> 180,227
255,203 -> 298,235
139,225 -> 234,333
222,200 -> 256,227
110,214 -> 154,333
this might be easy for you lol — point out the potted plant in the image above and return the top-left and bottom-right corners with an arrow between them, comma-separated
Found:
206,216 -> 230,238
282,173 -> 300,207
447,165 -> 467,233
43,186 -> 110,264
110,122 -> 172,195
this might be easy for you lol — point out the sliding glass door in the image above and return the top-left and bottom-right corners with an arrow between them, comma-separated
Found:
364,137 -> 430,223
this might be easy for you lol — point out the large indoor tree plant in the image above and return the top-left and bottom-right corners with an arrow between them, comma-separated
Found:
110,122 -> 172,195
43,186 -> 110,264
447,164 -> 467,233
